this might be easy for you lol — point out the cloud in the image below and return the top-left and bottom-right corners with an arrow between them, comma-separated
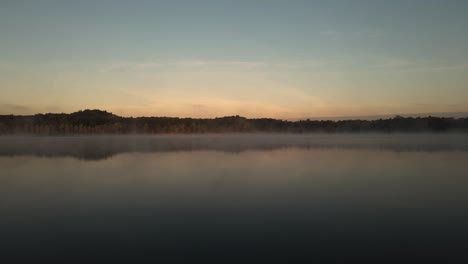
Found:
191,103 -> 207,109
374,58 -> 468,72
374,58 -> 415,69
0,103 -> 31,114
101,60 -> 268,73
99,59 -> 338,75
319,30 -> 340,36
319,30 -> 382,38
173,60 -> 267,68
103,62 -> 165,73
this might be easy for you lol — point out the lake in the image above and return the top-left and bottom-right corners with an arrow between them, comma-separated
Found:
1,134 -> 468,263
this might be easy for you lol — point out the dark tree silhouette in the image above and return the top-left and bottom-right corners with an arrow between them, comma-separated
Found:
0,109 -> 467,135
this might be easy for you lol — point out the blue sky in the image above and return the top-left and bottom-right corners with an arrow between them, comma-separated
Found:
1,0 -> 468,118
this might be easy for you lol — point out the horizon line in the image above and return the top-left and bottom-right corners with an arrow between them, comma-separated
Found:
2,109 -> 468,121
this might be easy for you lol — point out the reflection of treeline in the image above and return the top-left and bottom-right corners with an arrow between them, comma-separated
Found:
0,109 -> 467,135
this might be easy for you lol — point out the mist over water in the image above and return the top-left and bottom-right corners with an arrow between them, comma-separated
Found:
1,135 -> 468,262
1,134 -> 468,160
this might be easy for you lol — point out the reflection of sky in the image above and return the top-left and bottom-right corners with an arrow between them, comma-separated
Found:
2,140 -> 468,261
1,134 -> 468,160
1,1 -> 468,118
2,147 -> 468,210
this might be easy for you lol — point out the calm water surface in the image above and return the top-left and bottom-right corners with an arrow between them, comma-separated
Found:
1,134 -> 468,263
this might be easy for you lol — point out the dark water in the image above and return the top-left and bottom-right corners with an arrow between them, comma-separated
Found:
1,134 -> 468,263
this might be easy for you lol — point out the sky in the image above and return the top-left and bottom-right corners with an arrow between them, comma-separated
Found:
1,0 -> 468,119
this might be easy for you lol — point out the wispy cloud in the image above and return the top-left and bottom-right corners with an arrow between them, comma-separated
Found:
100,59 -> 334,74
0,103 -> 30,114
104,62 -> 165,73
173,60 -> 267,68
373,58 -> 468,72
102,60 -> 269,73
319,30 -> 382,38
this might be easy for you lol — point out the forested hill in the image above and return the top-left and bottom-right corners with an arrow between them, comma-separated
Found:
0,109 -> 467,135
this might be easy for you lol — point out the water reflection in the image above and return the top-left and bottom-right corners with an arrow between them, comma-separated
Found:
1,135 -> 468,262
0,134 -> 467,160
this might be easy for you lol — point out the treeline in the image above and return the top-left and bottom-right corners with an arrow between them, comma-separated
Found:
0,109 -> 468,135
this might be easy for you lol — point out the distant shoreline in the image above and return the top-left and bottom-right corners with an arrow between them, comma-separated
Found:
1,109 -> 467,135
